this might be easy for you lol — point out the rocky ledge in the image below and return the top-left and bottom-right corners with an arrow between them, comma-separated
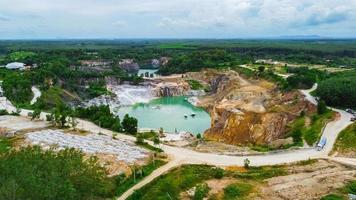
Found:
187,69 -> 316,146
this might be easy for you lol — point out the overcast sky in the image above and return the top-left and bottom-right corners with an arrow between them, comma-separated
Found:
0,0 -> 355,39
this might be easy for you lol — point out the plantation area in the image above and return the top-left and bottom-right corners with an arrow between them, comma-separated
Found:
316,71 -> 356,109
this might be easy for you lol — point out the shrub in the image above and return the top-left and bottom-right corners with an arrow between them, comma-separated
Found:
193,183 -> 210,200
122,114 -> 138,135
344,181 -> 356,194
223,183 -> 253,200
317,100 -> 328,114
136,133 -> 144,144
244,158 -> 250,169
212,167 -> 225,179
320,194 -> 345,200
0,110 -> 9,116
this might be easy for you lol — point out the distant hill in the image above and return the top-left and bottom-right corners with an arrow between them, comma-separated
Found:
277,35 -> 330,40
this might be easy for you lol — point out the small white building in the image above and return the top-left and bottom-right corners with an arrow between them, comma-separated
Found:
5,62 -> 26,70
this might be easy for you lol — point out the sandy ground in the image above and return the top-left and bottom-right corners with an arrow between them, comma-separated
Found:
0,115 -> 49,132
180,160 -> 356,200
258,160 -> 356,200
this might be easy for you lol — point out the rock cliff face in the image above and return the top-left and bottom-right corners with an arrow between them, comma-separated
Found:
187,69 -> 315,145
153,81 -> 190,97
119,59 -> 139,73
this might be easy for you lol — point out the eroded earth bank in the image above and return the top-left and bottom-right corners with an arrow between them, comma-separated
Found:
184,69 -> 316,146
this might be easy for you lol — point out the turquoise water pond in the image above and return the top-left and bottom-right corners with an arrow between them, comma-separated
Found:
117,96 -> 211,134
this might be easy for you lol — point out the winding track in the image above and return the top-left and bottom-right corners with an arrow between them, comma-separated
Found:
0,79 -> 354,200
30,86 -> 41,105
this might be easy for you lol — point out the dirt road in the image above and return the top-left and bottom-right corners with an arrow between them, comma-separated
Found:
30,86 -> 41,105
0,83 -> 354,200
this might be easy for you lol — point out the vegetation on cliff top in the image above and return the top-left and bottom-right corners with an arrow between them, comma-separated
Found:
286,109 -> 334,146
333,123 -> 356,154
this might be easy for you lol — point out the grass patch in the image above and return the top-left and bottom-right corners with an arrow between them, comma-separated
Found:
295,159 -> 318,166
0,137 -> 12,154
249,143 -> 297,152
115,159 -> 166,197
286,110 -> 335,146
333,123 -> 356,153
321,194 -> 345,200
127,165 -> 224,200
233,66 -> 255,78
249,145 -> 273,152
158,43 -> 197,50
223,182 -> 253,200
187,79 -> 205,90
127,164 -> 288,200
321,180 -> 356,200
193,183 -> 210,200
139,131 -> 157,140
304,110 -> 334,145
34,86 -> 68,110
136,142 -> 163,152
9,51 -> 36,61
232,166 -> 287,180
343,181 -> 356,194
87,82 -> 110,98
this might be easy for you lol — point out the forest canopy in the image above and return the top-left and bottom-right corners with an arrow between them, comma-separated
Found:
316,71 -> 356,109
0,146 -> 116,200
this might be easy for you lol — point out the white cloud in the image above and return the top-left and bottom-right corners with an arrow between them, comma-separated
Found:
0,0 -> 355,38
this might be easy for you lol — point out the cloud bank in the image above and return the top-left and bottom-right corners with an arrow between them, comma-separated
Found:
0,0 -> 355,39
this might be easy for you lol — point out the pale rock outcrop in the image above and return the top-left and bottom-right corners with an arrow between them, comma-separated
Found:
154,81 -> 190,97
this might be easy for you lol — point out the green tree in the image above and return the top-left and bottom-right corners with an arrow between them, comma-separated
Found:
153,134 -> 160,145
2,73 -> 32,105
196,133 -> 202,139
317,100 -> 328,114
122,114 -> 138,135
258,66 -> 265,72
136,133 -> 144,144
52,103 -> 72,128
244,158 -> 250,169
31,108 -> 41,121
0,146 -> 115,200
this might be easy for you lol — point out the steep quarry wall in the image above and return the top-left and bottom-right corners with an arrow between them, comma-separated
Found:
187,69 -> 315,145
153,81 -> 190,97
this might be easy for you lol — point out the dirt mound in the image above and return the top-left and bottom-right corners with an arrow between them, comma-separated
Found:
259,160 -> 356,200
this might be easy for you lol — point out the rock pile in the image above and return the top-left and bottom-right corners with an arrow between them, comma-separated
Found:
26,129 -> 148,163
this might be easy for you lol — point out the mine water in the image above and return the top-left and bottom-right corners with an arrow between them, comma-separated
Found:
117,96 -> 211,134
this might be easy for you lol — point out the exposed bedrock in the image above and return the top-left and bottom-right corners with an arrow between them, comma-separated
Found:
187,69 -> 316,145
153,81 -> 190,97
